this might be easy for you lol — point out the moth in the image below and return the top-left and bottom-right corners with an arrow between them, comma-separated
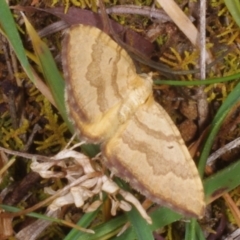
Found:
62,24 -> 205,218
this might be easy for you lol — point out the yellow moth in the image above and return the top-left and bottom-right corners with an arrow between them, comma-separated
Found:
62,24 -> 205,218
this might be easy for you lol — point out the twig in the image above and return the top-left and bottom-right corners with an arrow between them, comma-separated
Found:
223,193 -> 240,228
0,146 -> 52,161
103,5 -> 172,23
200,0 -> 206,80
197,0 -> 209,129
207,137 -> 240,166
22,124 -> 41,152
0,172 -> 101,218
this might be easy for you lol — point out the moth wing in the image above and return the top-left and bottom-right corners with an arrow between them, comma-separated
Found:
62,25 -> 140,141
102,99 -> 205,217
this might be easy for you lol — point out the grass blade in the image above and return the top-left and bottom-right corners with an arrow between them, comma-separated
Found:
198,81 -> 240,176
224,0 -> 240,28
64,209 -> 100,240
0,1 -> 34,81
204,159 -> 240,203
126,207 -> 154,240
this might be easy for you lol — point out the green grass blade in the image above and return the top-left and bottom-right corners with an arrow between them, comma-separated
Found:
150,207 -> 181,229
185,219 -> 205,240
204,158 -> 240,203
154,72 -> 240,86
64,209 -> 100,240
0,204 -> 63,223
0,1 -> 34,81
23,15 -> 69,129
225,0 -> 240,28
70,207 -> 180,240
75,214 -> 128,240
185,219 -> 197,240
198,81 -> 240,176
126,207 -> 154,240
115,207 -> 181,240
195,220 -> 206,240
